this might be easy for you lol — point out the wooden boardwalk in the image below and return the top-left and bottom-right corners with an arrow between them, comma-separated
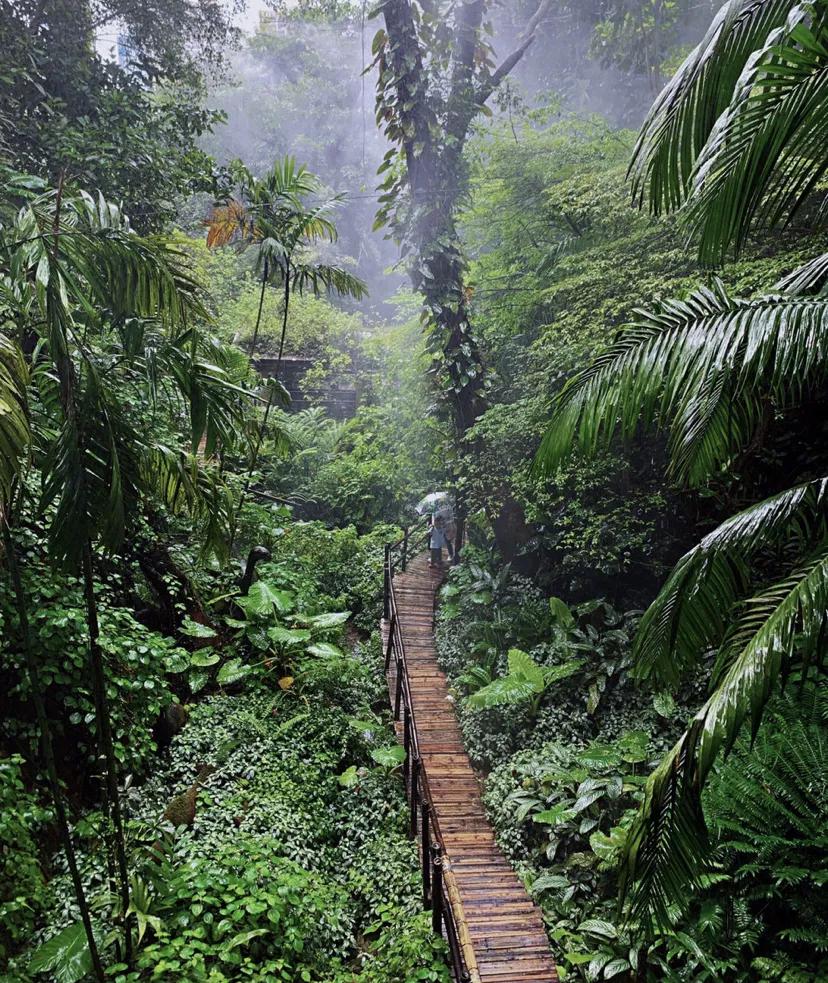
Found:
384,553 -> 558,983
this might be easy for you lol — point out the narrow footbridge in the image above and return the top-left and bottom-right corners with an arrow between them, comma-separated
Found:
381,529 -> 559,983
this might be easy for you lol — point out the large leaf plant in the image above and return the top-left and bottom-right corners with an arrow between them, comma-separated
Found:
537,0 -> 828,935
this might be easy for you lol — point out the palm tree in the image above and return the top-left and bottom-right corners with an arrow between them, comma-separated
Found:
0,182 -> 246,969
207,156 -> 366,546
207,156 -> 367,367
537,0 -> 828,932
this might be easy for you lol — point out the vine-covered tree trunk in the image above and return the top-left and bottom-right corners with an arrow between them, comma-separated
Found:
374,0 -> 547,555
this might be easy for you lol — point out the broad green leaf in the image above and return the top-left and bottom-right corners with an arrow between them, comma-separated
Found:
530,873 -> 570,895
603,958 -> 631,978
301,610 -> 351,629
338,765 -> 359,787
617,730 -> 649,764
188,669 -> 210,694
306,642 -> 344,659
238,581 -> 295,618
180,617 -> 217,639
217,659 -> 251,686
370,745 -> 406,768
532,804 -> 575,826
507,648 -> 544,688
549,596 -> 575,627
224,617 -> 248,630
578,919 -> 618,940
30,923 -> 93,983
268,626 -> 311,646
189,650 -> 220,668
467,673 -> 539,709
653,691 -> 677,717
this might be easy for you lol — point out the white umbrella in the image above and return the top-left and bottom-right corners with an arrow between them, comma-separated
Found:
415,492 -> 454,518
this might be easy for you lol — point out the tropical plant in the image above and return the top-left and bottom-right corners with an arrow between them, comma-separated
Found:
206,155 -> 366,364
536,0 -> 828,935
0,181 -> 246,971
706,685 -> 828,962
467,648 -> 583,720
207,157 -> 366,546
629,0 -> 828,266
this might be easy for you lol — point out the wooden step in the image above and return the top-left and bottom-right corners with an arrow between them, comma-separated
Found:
383,552 -> 559,983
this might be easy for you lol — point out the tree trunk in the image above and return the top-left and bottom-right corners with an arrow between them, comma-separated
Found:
81,543 -> 133,967
249,258 -> 269,358
276,270 -> 291,379
1,521 -> 105,983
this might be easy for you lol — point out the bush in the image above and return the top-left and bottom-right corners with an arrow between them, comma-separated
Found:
0,756 -> 48,968
0,555 -> 180,776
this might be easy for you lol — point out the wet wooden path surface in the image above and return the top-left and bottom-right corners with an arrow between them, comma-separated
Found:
384,553 -> 558,983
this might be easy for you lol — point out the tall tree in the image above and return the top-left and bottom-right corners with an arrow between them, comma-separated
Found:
0,0 -> 242,230
207,156 -> 366,545
0,179 -> 244,968
370,0 -> 550,437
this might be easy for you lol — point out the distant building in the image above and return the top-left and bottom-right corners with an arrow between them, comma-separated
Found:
254,356 -> 357,420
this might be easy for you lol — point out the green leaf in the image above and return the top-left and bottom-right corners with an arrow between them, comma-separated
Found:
530,873 -> 570,895
306,642 -> 344,659
370,745 -> 406,768
338,765 -> 359,787
300,610 -> 351,629
188,669 -> 210,694
180,617 -> 217,639
653,691 -> 677,718
578,919 -> 618,941
268,626 -> 312,646
189,650 -> 220,668
238,581 -> 295,618
507,648 -> 545,688
30,923 -> 93,983
532,804 -> 575,826
217,659 -> 251,686
549,596 -> 575,627
223,928 -> 269,952
603,958 -> 631,978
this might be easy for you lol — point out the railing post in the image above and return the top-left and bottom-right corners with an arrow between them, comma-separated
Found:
384,613 -> 395,673
402,526 -> 409,571
403,709 -> 411,790
422,806 -> 431,908
394,653 -> 403,720
431,844 -> 443,936
409,756 -> 419,838
383,543 -> 391,621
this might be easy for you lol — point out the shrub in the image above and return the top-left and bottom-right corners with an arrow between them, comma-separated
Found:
0,756 -> 48,968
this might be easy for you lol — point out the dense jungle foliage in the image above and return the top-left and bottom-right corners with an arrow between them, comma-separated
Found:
1,0 -> 827,981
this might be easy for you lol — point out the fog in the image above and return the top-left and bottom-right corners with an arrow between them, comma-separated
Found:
200,3 -> 721,317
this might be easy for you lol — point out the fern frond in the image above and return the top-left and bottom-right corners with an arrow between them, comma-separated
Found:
536,283 -> 828,486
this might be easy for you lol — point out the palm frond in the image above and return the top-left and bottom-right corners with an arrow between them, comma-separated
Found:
686,8 -> 828,264
634,478 -> 828,685
777,251 -> 828,296
142,444 -> 234,560
291,263 -> 368,301
0,332 -> 30,503
535,282 -> 828,486
629,0 -> 797,214
622,544 -> 828,928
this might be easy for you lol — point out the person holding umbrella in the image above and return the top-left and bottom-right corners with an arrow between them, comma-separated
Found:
416,493 -> 455,567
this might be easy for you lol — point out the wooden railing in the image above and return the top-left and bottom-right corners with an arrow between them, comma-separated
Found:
383,532 -> 472,983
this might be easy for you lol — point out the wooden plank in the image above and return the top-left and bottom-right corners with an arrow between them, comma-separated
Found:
384,552 -> 558,983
